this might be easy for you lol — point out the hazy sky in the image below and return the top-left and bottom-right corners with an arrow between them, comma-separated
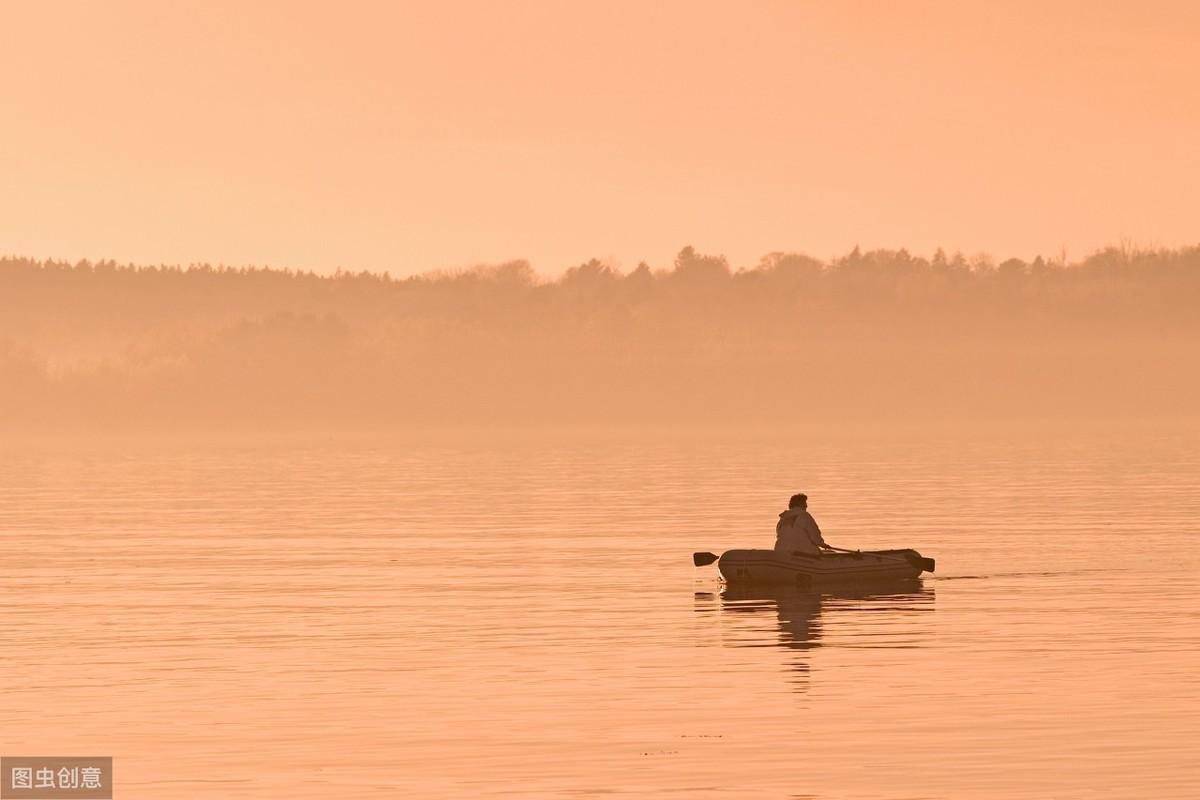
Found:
3,1 -> 1196,275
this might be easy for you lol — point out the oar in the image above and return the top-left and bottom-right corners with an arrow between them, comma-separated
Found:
825,544 -> 889,559
693,551 -> 719,567
825,545 -> 935,572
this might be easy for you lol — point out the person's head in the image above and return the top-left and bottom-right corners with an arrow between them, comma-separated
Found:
789,493 -> 808,510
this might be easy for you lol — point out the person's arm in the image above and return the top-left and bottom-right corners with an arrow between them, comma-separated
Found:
812,517 -> 830,549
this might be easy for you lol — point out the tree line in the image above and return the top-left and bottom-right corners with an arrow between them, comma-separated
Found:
2,244 -> 1197,428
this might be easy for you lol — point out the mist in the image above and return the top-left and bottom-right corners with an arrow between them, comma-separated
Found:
3,245 -> 1198,431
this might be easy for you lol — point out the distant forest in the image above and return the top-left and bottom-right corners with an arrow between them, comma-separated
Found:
2,245 -> 1198,429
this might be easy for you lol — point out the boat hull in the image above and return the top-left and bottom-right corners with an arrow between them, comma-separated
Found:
718,548 -> 931,586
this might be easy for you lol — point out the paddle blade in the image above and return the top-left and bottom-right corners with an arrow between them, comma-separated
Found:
693,551 -> 719,567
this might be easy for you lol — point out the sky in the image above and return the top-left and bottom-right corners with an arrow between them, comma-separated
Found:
2,0 -> 1197,276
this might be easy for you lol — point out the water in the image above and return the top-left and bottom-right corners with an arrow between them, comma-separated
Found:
2,431 -> 1198,798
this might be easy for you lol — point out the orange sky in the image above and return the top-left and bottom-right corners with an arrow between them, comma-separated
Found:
2,1 -> 1197,275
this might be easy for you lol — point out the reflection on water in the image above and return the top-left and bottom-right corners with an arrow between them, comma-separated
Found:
696,582 -> 934,691
3,433 -> 1199,798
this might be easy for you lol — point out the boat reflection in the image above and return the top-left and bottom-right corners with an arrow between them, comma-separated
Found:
696,580 -> 934,692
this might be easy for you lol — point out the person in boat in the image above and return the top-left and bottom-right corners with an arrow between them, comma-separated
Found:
775,493 -> 829,557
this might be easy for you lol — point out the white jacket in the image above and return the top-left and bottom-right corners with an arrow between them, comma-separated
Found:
774,508 -> 826,556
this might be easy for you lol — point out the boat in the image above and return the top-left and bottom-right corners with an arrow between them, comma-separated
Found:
693,547 -> 935,587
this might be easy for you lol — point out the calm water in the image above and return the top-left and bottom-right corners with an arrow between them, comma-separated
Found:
2,431 -> 1198,798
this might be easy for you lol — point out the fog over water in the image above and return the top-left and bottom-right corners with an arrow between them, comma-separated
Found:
4,244 -> 1198,430
5,243 -> 1199,798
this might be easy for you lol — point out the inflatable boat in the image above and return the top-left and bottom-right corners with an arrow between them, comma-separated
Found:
693,548 -> 935,586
